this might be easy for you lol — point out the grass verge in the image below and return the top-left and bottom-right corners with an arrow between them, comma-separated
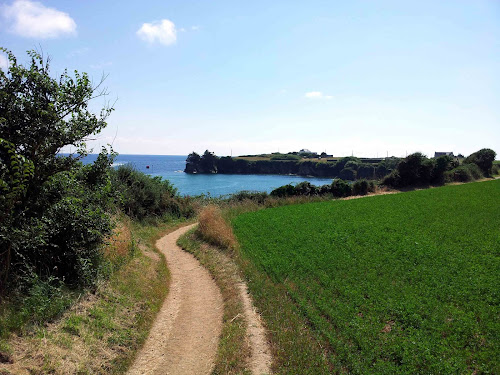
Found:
0,216 -> 185,374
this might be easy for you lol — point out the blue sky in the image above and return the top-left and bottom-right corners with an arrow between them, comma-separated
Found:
1,0 -> 499,157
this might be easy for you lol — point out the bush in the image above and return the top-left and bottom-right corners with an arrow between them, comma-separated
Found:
294,181 -> 318,196
351,179 -> 375,196
431,155 -> 454,184
446,163 -> 483,182
111,165 -> 192,220
465,148 -> 496,176
330,179 -> 352,197
271,184 -> 296,197
492,164 -> 500,176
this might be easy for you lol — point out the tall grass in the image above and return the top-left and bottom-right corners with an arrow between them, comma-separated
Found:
197,205 -> 237,250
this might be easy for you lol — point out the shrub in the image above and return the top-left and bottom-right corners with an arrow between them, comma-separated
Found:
111,165 -> 188,220
431,155 -> 454,184
352,179 -> 374,196
465,148 -> 496,176
446,163 -> 483,182
270,184 -> 296,197
330,179 -> 352,197
294,181 -> 318,196
492,164 -> 500,176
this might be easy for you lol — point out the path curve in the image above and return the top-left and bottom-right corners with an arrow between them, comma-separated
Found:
127,224 -> 223,375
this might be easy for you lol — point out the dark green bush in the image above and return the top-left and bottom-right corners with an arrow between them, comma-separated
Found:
294,181 -> 318,196
330,179 -> 352,197
270,184 -> 296,197
446,163 -> 483,182
352,179 -> 371,196
465,148 -> 496,176
111,164 -> 193,220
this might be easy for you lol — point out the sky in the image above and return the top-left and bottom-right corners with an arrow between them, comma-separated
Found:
0,0 -> 499,157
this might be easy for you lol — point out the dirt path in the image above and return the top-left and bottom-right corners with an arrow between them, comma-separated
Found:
237,282 -> 273,374
127,224 -> 223,375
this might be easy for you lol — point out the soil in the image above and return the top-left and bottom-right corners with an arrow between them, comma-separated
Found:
126,224 -> 223,375
237,282 -> 272,374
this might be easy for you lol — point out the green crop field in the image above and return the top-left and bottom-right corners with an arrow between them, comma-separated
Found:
233,180 -> 500,374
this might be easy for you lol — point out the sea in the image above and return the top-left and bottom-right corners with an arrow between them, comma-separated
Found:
81,154 -> 335,197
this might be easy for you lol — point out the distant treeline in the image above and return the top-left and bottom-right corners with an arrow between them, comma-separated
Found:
185,150 -> 400,180
268,148 -> 498,198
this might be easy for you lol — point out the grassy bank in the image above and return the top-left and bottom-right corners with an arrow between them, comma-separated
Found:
232,179 -> 500,374
0,216 -> 185,374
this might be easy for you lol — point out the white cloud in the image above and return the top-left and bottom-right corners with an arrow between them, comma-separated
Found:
1,0 -> 76,39
304,91 -> 332,99
191,25 -> 200,31
0,54 -> 9,70
137,19 -> 177,46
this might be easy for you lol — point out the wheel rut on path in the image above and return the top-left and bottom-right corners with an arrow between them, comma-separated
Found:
127,224 -> 223,375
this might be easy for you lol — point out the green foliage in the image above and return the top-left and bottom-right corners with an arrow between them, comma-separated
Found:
339,167 -> 356,180
0,48 -> 114,291
330,178 -> 352,197
270,184 -> 296,197
111,164 -> 193,220
492,163 -> 500,176
352,179 -> 374,196
0,275 -> 73,338
446,163 -> 483,182
383,150 -> 489,188
465,148 -> 496,176
233,180 -> 500,374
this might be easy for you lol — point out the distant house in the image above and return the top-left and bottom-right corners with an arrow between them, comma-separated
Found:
434,152 -> 454,158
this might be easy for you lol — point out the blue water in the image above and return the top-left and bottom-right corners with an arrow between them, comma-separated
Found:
82,154 -> 334,197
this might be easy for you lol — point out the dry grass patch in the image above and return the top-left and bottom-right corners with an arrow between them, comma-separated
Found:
197,205 -> 237,250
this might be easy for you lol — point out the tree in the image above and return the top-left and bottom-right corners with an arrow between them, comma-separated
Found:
0,48 -> 112,187
200,150 -> 218,173
0,48 -> 114,290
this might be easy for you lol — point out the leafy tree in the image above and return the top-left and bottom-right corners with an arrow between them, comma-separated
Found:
0,48 -> 114,290
186,151 -> 201,165
200,150 -> 218,173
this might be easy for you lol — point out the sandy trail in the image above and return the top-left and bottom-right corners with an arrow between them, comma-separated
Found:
127,224 -> 223,375
237,282 -> 273,374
